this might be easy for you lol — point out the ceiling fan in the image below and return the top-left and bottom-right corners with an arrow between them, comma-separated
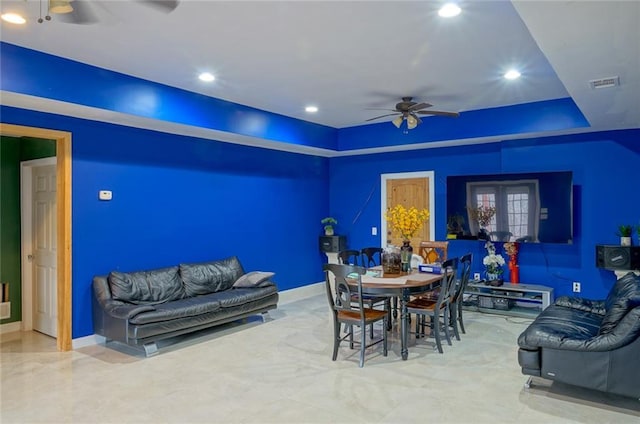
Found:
366,97 -> 460,130
40,0 -> 179,25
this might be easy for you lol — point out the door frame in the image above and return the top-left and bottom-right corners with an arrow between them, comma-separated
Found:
20,157 -> 57,334
380,171 -> 435,247
1,123 -> 72,351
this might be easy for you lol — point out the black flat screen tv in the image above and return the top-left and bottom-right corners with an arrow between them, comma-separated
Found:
446,171 -> 573,244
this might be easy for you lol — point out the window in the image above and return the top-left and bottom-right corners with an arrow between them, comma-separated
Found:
466,179 -> 539,242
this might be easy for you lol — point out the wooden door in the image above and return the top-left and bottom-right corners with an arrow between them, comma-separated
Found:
32,164 -> 57,337
386,177 -> 431,247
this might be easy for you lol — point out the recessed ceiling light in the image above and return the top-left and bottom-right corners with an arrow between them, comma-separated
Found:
504,70 -> 521,80
198,72 -> 215,82
438,3 -> 461,18
1,13 -> 26,24
305,106 -> 318,113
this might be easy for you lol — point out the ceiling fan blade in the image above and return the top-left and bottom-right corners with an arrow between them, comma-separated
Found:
365,113 -> 400,122
408,102 -> 432,111
139,1 -> 180,13
416,110 -> 461,118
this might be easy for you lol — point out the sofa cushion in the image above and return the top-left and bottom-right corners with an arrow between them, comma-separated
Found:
108,266 -> 184,305
180,256 -> 245,296
128,295 -> 222,325
214,285 -> 278,308
598,272 -> 640,335
233,271 -> 275,288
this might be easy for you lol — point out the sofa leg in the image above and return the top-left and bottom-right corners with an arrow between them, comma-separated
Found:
143,342 -> 159,357
524,376 -> 533,389
261,311 -> 273,322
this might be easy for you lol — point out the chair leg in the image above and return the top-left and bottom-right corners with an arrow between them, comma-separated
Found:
450,303 -> 460,341
359,324 -> 367,368
332,320 -> 341,361
383,317 -> 388,356
433,315 -> 443,353
458,301 -> 466,334
393,296 -> 398,319
443,307 -> 452,346
386,299 -> 392,330
349,325 -> 354,349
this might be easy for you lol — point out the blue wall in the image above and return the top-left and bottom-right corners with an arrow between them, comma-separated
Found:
1,106 -> 331,338
0,42 -> 337,150
328,130 -> 640,301
1,42 -> 639,340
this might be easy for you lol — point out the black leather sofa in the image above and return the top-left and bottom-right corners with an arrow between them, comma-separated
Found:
92,256 -> 278,356
517,272 -> 640,398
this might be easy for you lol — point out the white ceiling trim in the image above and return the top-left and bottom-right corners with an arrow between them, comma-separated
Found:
1,90 -> 631,159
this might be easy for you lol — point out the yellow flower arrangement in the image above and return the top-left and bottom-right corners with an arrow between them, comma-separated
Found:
385,205 -> 430,240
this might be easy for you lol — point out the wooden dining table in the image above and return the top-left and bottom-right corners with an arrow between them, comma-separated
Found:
356,267 -> 444,360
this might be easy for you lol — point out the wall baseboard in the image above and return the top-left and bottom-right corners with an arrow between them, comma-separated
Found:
0,321 -> 22,334
72,334 -> 106,349
278,282 -> 323,304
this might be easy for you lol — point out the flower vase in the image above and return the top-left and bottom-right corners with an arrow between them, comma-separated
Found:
510,265 -> 520,284
400,240 -> 413,272
485,270 -> 503,286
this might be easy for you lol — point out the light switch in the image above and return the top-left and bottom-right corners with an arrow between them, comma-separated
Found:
371,227 -> 378,236
99,190 -> 112,201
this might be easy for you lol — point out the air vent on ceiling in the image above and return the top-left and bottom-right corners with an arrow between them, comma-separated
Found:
589,76 -> 619,89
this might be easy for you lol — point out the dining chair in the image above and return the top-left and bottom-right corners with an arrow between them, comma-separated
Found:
337,249 -> 361,266
359,247 -> 393,330
323,263 -> 388,368
360,247 -> 383,268
418,241 -> 449,264
450,253 -> 472,339
406,257 -> 458,354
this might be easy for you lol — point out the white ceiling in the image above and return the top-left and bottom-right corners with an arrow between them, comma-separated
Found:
1,0 -> 639,133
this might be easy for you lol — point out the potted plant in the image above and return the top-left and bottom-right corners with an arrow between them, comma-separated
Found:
321,217 -> 338,236
616,224 -> 633,246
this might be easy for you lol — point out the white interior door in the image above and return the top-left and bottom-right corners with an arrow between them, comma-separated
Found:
32,164 -> 57,337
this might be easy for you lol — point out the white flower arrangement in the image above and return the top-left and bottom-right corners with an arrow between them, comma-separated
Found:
483,241 -> 505,275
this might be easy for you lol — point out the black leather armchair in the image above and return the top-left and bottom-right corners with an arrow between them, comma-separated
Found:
517,272 -> 640,398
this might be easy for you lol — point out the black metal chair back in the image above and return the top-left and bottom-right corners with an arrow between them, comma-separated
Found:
337,249 -> 360,266
452,253 -> 473,336
361,247 -> 383,268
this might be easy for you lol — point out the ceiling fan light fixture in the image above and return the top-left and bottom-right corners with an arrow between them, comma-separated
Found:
49,0 -> 74,14
504,69 -> 521,80
1,13 -> 26,24
392,115 -> 404,128
438,3 -> 461,18
406,114 -> 418,130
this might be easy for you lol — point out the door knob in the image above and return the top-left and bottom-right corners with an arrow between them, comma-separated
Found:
27,254 -> 34,261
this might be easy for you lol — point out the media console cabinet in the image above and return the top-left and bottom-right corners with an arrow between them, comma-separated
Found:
463,282 -> 554,318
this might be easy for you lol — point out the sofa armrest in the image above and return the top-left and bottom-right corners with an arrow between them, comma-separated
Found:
105,302 -> 156,320
93,276 -> 156,318
554,296 -> 606,315
519,307 -> 640,352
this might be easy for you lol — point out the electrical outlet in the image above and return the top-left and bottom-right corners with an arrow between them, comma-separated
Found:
572,282 -> 581,293
474,273 -> 481,281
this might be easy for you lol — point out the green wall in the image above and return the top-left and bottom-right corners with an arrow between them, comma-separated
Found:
21,137 -> 57,161
0,136 -> 56,325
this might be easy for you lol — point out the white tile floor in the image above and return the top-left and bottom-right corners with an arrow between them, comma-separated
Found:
1,292 -> 639,423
